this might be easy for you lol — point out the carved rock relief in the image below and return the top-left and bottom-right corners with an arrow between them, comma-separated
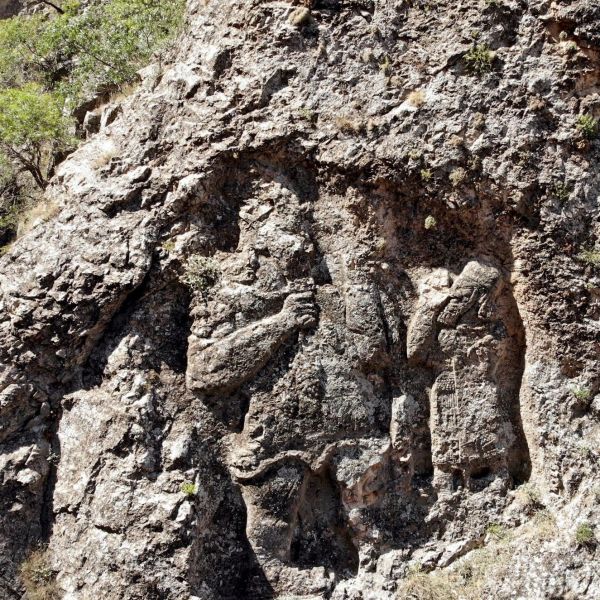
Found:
180,171 -> 531,593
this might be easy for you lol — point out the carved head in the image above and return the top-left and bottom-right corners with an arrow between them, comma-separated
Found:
438,261 -> 500,327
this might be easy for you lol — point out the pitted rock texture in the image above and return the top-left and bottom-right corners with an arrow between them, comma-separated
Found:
0,1 -> 599,599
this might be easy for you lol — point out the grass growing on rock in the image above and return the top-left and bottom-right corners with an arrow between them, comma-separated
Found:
577,249 -> 600,267
576,114 -> 598,140
396,510 -> 557,600
181,482 -> 197,496
20,548 -> 59,600
464,44 -> 494,75
575,522 -> 595,545
183,255 -> 221,296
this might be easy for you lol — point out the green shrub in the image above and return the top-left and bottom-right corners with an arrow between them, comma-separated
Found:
0,13 -> 48,88
576,114 -> 598,140
0,0 -> 186,246
464,44 -> 494,75
0,0 -> 186,100
54,0 -> 186,99
0,85 -> 73,188
420,168 -> 433,182
0,0 -> 185,185
575,522 -> 595,545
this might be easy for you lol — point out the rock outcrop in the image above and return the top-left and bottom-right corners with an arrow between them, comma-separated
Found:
0,1 -> 599,599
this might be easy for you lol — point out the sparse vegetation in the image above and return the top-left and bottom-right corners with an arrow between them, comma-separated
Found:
486,523 -> 506,541
471,112 -> 486,130
16,199 -> 60,237
575,522 -> 595,545
530,509 -> 557,541
577,249 -> 600,267
420,168 -> 433,182
515,482 -> 543,513
180,481 -> 196,496
298,107 -> 316,123
407,89 -> 425,108
161,239 -> 175,254
183,255 -> 221,296
464,44 -> 494,75
552,183 -> 571,204
449,167 -> 466,187
379,55 -> 392,76
571,386 -> 592,402
424,215 -> 437,230
576,114 -> 598,140
89,142 -> 120,169
397,565 -> 459,600
289,7 -> 311,27
20,548 -> 59,600
335,116 -> 365,135
397,509 -> 556,600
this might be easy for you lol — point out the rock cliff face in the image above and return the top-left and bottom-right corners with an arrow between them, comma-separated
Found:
0,0 -> 22,19
1,1 -> 599,599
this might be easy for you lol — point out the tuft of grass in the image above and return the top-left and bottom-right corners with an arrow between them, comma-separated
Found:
289,7 -> 311,27
397,565 -> 459,600
16,199 -> 59,237
89,142 -> 120,169
408,149 -> 423,161
576,114 -> 598,140
407,89 -> 426,108
552,183 -> 571,203
571,386 -> 591,401
575,522 -> 595,545
424,215 -> 437,230
420,168 -> 433,182
449,167 -> 466,187
182,255 -> 221,296
20,548 -> 59,600
379,55 -> 392,76
161,239 -> 175,253
180,482 -> 196,496
577,249 -> 600,267
464,44 -> 494,75
298,107 -> 316,123
515,482 -> 543,514
335,116 -> 365,135
486,523 -> 507,541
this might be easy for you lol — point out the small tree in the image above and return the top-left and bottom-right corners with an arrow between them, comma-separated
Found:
0,84 -> 73,188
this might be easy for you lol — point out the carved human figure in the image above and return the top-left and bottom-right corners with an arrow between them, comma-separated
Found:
185,181 -> 395,593
407,261 -> 528,493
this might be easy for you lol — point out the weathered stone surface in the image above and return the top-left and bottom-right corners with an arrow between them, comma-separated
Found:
0,0 -> 599,598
